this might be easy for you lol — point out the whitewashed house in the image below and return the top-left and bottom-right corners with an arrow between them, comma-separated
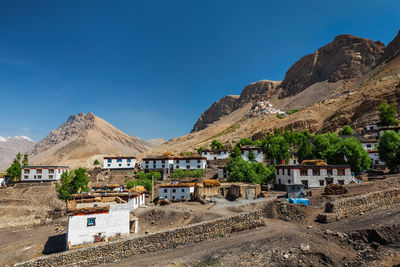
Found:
368,151 -> 385,167
361,140 -> 378,151
172,156 -> 207,170
66,196 -> 130,248
378,126 -> 400,138
142,156 -> 174,172
275,161 -> 352,188
240,146 -> 264,162
103,156 -> 136,169
21,166 -> 69,182
158,183 -> 196,201
201,149 -> 229,160
0,175 -> 6,186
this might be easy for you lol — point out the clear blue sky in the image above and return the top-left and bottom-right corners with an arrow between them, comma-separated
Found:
0,0 -> 399,141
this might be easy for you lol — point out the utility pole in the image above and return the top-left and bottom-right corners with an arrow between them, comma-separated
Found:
151,175 -> 154,204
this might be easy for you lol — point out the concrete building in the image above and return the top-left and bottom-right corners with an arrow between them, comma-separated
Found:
201,149 -> 229,161
143,156 -> 207,172
66,196 -> 130,248
217,167 -> 229,179
158,183 -> 196,201
103,156 -> 136,170
0,174 -> 6,186
368,150 -> 385,167
275,160 -> 352,188
240,146 -> 264,162
21,166 -> 69,182
361,140 -> 378,151
229,183 -> 261,200
173,156 -> 207,170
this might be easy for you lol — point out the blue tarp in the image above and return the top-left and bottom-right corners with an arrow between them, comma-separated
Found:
286,198 -> 309,207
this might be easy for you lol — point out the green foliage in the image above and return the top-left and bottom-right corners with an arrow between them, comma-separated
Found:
184,152 -> 192,156
236,138 -> 255,147
248,150 -> 256,162
134,171 -> 162,191
378,102 -> 399,126
230,146 -> 242,158
197,146 -> 205,154
286,109 -> 299,115
226,157 -> 274,184
16,152 -> 21,161
265,136 -> 290,165
56,168 -> 89,202
171,169 -> 204,179
6,158 -> 21,182
276,114 -> 285,119
126,179 -> 139,189
340,125 -> 354,136
93,159 -> 100,165
378,131 -> 400,172
211,139 -> 224,150
22,154 -> 29,166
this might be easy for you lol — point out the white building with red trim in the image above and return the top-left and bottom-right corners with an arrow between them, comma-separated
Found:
21,166 -> 69,182
201,149 -> 229,160
240,146 -> 264,162
275,164 -> 352,188
103,156 -> 136,170
142,156 -> 207,171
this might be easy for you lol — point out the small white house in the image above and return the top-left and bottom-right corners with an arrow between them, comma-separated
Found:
0,175 -> 6,186
142,156 -> 174,171
240,146 -> 264,162
201,149 -> 229,160
21,166 -> 69,182
368,151 -> 385,167
365,124 -> 379,132
127,193 -> 146,211
158,183 -> 196,201
103,156 -> 136,169
172,156 -> 207,170
66,197 -> 130,248
275,164 -> 352,188
361,140 -> 378,151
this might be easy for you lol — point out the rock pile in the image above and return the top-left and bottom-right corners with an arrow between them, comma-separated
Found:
324,184 -> 348,195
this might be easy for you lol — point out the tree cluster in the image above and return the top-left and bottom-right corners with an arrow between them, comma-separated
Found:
56,168 -> 89,202
171,169 -> 204,179
6,153 -> 29,182
378,131 -> 400,172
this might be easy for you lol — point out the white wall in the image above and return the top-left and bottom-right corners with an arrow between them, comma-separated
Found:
158,186 -> 193,200
103,158 -> 136,169
0,178 -> 5,186
362,142 -> 378,151
142,159 -> 173,170
173,159 -> 206,170
67,203 -> 130,247
202,151 -> 229,160
21,167 -> 68,182
241,149 -> 264,162
368,152 -> 385,166
127,193 -> 146,211
275,167 -> 352,188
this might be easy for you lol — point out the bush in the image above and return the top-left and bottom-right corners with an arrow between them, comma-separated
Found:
286,109 -> 299,115
378,130 -> 400,172
340,125 -> 354,136
276,114 -> 285,119
171,169 -> 204,179
378,102 -> 399,126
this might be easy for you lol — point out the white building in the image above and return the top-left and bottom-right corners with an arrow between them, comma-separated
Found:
240,146 -> 264,162
217,167 -> 228,179
158,183 -> 196,201
66,197 -> 130,248
143,156 -> 207,171
103,156 -> 136,169
275,164 -> 352,188
201,149 -> 229,160
365,124 -> 379,132
361,140 -> 378,151
0,175 -> 6,186
21,166 -> 69,182
142,156 -> 174,171
378,126 -> 400,138
127,193 -> 146,211
368,151 -> 385,167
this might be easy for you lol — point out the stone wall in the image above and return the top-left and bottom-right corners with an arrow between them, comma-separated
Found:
318,188 -> 400,223
16,210 -> 264,267
14,181 -> 55,188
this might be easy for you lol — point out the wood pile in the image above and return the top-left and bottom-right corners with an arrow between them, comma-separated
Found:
324,184 -> 348,195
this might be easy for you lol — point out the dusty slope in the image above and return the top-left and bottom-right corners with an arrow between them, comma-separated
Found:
29,112 -> 156,169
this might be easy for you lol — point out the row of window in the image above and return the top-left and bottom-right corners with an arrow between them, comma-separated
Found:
278,168 -> 346,176
23,169 -> 63,174
23,175 -> 54,179
163,188 -> 186,193
106,163 -> 131,167
144,159 -> 203,164
107,158 -> 133,163
145,165 -> 202,169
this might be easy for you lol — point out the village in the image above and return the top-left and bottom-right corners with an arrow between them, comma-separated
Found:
1,101 -> 400,266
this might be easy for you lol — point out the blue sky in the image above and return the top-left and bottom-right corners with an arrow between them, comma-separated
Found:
0,0 -> 399,141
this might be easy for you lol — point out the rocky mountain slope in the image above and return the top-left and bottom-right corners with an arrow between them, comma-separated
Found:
0,136 -> 35,171
141,30 -> 400,157
29,112 -> 156,169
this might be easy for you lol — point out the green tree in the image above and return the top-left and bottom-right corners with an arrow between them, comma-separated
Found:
93,159 -> 100,165
197,146 -> 205,154
6,158 -> 21,182
378,102 -> 399,126
248,150 -> 256,162
266,136 -> 290,165
184,152 -> 192,156
56,168 -> 89,203
378,131 -> 400,172
230,146 -> 242,158
226,157 -> 274,184
16,152 -> 21,161
126,180 -> 139,189
22,154 -> 29,166
211,139 -> 224,150
340,125 -> 354,136
235,138 -> 255,147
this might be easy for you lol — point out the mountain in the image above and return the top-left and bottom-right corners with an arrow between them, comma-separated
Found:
0,136 -> 35,171
141,30 -> 400,157
29,112 -> 156,169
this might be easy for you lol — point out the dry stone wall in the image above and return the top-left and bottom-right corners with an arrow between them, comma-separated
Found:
16,210 -> 264,267
318,188 -> 400,223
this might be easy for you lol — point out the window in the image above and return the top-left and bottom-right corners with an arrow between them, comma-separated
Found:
313,169 -> 320,176
172,189 -> 176,193
301,180 -> 309,189
300,169 -> 308,176
197,159 -> 200,163
197,165 -> 201,168
127,164 -> 130,167
337,169 -> 345,176
34,175 -> 36,179
108,159 -> 112,163
186,165 -> 190,169
172,196 -> 176,200
186,159 -> 190,163
126,158 -> 131,162
108,164 -> 111,167
164,189 -> 167,193
58,169 -> 61,173
49,175 -> 53,179
49,169 -> 54,174
287,180 -> 291,184
145,160 -> 149,164
119,164 -> 122,167
278,179 -> 281,184
87,218 -> 96,226
319,180 -> 324,186
24,169 -> 30,174
338,180 -> 344,185
37,169 -> 42,174
287,169 -> 291,176
176,160 -> 180,163
162,165 -> 165,168
327,169 -> 333,176
24,175 -> 28,179
162,160 -> 165,163
117,158 -> 122,162
176,166 -> 180,169
37,175 -> 42,179
145,165 -> 148,169
181,196 -> 184,199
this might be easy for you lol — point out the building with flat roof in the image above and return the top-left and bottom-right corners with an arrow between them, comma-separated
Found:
143,155 -> 207,172
158,183 -> 196,201
21,166 -> 69,182
103,156 -> 136,170
201,149 -> 229,161
240,146 -> 264,162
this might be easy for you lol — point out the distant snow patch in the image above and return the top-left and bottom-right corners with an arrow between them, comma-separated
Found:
0,136 -> 7,142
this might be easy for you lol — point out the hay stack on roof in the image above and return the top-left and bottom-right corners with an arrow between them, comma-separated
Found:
130,185 -> 146,194
301,159 -> 327,166
204,179 -> 221,187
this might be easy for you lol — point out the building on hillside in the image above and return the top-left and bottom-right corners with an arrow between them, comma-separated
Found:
92,184 -> 125,192
158,183 -> 196,201
172,156 -> 207,170
378,126 -> 400,138
367,150 -> 385,167
275,160 -> 352,188
194,179 -> 221,199
240,146 -> 264,162
21,166 -> 69,182
66,196 -> 130,249
229,183 -> 261,200
143,156 -> 207,172
364,124 -> 379,132
0,174 -> 6,186
217,167 -> 229,179
201,149 -> 230,161
103,156 -> 136,170
361,140 -> 378,151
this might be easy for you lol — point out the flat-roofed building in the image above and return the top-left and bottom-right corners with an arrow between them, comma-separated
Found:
201,149 -> 229,160
143,155 -> 207,172
21,166 -> 69,182
240,146 -> 264,162
158,183 -> 196,201
103,156 -> 136,169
